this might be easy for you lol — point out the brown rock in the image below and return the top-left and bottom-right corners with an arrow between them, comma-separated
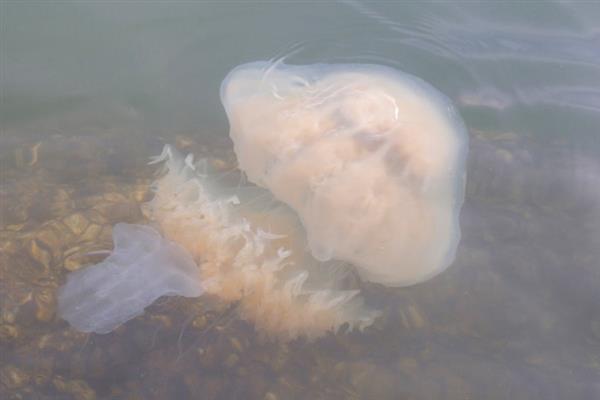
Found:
0,366 -> 30,390
192,315 -> 208,330
0,324 -> 19,341
229,337 -> 244,353
27,238 -> 52,270
264,392 -> 278,400
79,223 -> 103,243
224,353 -> 240,369
53,376 -> 97,400
67,380 -> 96,400
63,213 -> 90,236
34,288 -> 56,322
32,357 -> 53,387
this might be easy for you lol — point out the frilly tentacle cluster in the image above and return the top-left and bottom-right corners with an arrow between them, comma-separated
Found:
143,145 -> 379,340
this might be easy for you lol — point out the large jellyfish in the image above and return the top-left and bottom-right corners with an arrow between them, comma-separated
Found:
221,61 -> 468,286
57,60 -> 467,340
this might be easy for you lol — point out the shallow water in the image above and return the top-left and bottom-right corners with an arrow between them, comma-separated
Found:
1,1 -> 600,399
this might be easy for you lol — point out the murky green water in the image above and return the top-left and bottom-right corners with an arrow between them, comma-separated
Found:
1,1 -> 599,399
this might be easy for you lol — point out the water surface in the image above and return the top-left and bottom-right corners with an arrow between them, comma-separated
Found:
1,1 -> 599,399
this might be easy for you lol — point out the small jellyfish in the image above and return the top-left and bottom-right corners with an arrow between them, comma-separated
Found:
57,223 -> 204,334
221,61 -> 468,287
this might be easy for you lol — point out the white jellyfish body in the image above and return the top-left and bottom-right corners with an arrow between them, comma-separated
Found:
221,62 -> 468,287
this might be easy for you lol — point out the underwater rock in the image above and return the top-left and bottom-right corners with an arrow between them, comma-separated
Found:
224,353 -> 240,369
49,188 -> 75,217
34,288 -> 55,322
62,213 -> 90,236
0,365 -> 30,390
0,324 -> 19,341
63,245 -> 107,272
31,358 -> 53,387
32,225 -> 67,262
26,238 -> 52,271
52,376 -> 96,400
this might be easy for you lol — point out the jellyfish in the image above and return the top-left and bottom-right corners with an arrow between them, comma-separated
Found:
57,223 -> 204,334
221,61 -> 468,287
58,60 -> 467,340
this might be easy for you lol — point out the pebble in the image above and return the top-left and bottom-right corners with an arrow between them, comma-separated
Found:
32,358 -> 53,387
63,213 -> 89,236
63,247 -> 106,272
229,337 -> 244,353
27,239 -> 52,270
192,315 -> 208,330
264,392 -> 278,400
0,366 -> 30,390
224,353 -> 240,368
0,324 -> 19,341
53,376 -> 97,400
34,288 -> 56,322
79,223 -> 103,243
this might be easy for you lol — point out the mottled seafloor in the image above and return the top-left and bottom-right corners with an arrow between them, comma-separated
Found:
1,124 -> 599,399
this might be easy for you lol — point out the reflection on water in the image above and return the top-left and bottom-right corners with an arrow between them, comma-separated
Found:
1,1 -> 599,399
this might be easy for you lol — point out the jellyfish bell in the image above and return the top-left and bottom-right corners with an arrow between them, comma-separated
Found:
57,223 -> 205,334
221,61 -> 468,287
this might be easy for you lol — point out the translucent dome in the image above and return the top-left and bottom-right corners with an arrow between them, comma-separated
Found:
221,61 -> 468,286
